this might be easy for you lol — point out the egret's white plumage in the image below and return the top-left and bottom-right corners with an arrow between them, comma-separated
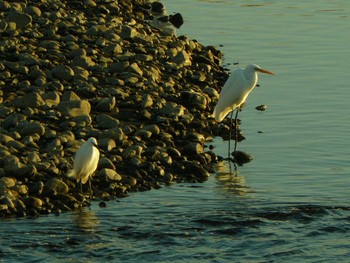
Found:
67,137 -> 100,194
214,64 -> 274,122
213,64 -> 274,160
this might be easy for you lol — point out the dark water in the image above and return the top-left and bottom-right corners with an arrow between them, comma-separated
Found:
2,1 -> 350,262
2,173 -> 350,262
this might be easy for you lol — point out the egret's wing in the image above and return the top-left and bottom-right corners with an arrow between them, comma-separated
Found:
81,148 -> 100,184
214,70 -> 245,121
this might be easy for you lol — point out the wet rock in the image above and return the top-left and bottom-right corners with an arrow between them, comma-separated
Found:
24,196 -> 43,209
0,196 -> 15,211
255,104 -> 268,111
181,161 -> 210,178
233,151 -> 253,165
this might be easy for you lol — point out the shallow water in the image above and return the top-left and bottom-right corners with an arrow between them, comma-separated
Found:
1,1 -> 350,262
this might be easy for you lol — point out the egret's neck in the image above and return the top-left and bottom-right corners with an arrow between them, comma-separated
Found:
243,70 -> 258,88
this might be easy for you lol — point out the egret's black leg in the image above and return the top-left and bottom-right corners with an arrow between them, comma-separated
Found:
228,111 -> 234,160
88,177 -> 92,200
233,109 -> 239,159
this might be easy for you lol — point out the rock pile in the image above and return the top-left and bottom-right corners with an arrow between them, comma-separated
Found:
0,0 -> 230,218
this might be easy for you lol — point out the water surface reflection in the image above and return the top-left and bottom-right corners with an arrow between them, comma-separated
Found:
72,208 -> 99,232
214,162 -> 252,196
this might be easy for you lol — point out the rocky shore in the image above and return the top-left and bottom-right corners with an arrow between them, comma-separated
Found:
0,0 -> 232,218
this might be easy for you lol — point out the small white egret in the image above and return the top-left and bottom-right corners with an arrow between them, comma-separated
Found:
213,64 -> 274,160
67,137 -> 100,197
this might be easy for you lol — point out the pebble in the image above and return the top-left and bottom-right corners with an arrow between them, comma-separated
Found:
255,104 -> 268,111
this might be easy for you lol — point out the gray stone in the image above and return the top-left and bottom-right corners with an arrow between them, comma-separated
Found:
72,55 -> 96,68
109,61 -> 129,73
98,168 -> 122,181
127,62 -> 143,77
95,97 -> 116,112
57,100 -> 91,118
96,114 -> 119,129
122,145 -> 143,159
160,102 -> 185,117
20,122 -> 46,136
73,66 -> 89,81
5,140 -> 26,150
181,143 -> 204,156
61,91 -> 81,101
44,178 -> 69,195
11,92 -> 46,109
52,65 -> 75,81
103,44 -> 123,54
6,11 -> 32,29
24,6 -> 42,17
98,157 -> 116,170
135,129 -> 152,139
121,25 -> 138,39
98,138 -> 116,152
42,91 -> 60,107
141,124 -> 161,136
0,177 -> 16,188
0,105 -> 12,117
141,94 -> 153,108
172,50 -> 192,66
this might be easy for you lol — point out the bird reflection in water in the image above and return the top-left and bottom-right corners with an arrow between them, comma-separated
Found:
73,208 -> 99,232
214,162 -> 252,196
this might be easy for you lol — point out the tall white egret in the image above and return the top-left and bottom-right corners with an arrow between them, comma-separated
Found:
213,64 -> 274,160
67,137 -> 100,197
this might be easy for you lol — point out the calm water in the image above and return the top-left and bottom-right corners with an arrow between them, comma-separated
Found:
1,1 -> 350,262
